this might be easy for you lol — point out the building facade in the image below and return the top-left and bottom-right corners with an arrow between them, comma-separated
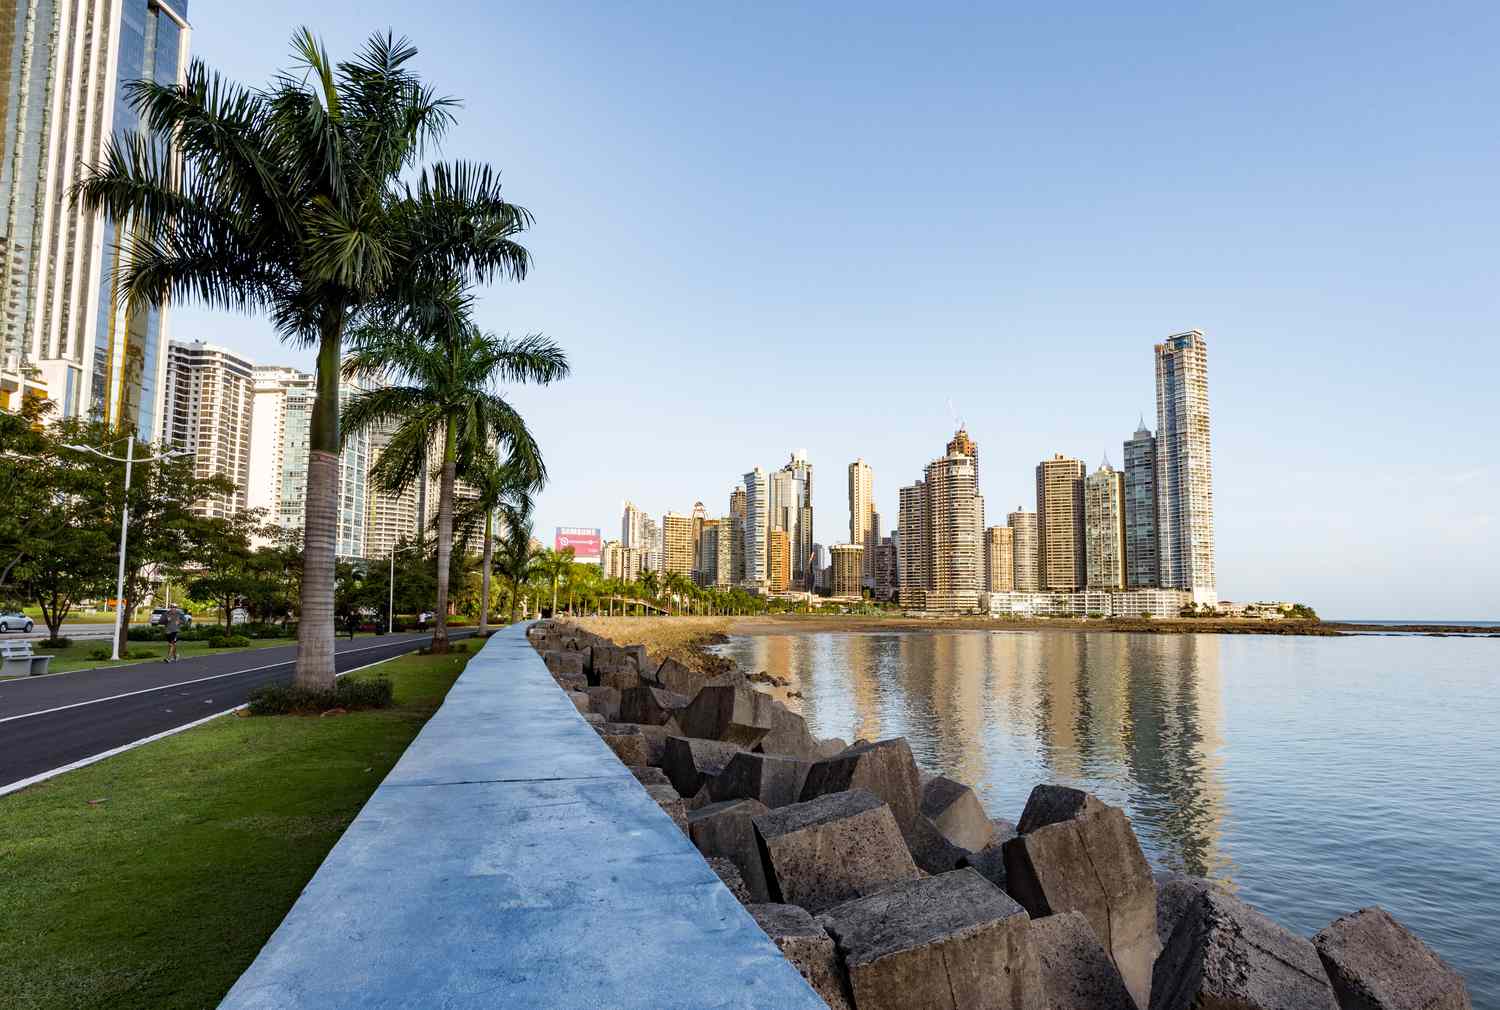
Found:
662,511 -> 694,577
0,0 -> 191,437
160,340 -> 253,518
767,527 -> 791,592
770,451 -> 814,588
947,427 -> 979,483
1123,422 -> 1159,588
1007,509 -> 1039,591
873,535 -> 898,601
742,467 -> 769,588
363,417 -> 422,558
898,448 -> 984,612
848,458 -> 876,586
1155,331 -> 1216,604
985,525 -> 1014,592
1036,454 -> 1086,591
830,544 -> 864,598
1084,461 -> 1127,589
981,587 -> 1192,620
621,501 -> 648,550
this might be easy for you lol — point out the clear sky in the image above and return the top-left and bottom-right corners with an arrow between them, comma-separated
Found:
176,2 -> 1500,620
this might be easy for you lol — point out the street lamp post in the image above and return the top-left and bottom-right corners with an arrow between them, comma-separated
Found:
63,436 -> 191,661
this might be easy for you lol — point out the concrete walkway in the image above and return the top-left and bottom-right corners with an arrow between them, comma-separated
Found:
219,624 -> 827,1010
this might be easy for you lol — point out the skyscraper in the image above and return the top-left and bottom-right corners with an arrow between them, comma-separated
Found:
1036,454 -> 1086,591
1155,331 -> 1216,604
0,0 -> 191,436
848,458 -> 876,586
1123,421 -> 1159,588
1084,461 -> 1127,590
830,544 -> 864,598
621,501 -> 648,549
742,467 -> 769,588
643,516 -> 663,573
947,427 -> 979,483
873,536 -> 899,601
161,340 -> 254,519
364,415 -> 423,559
767,527 -> 791,592
771,451 -> 814,587
1007,509 -> 1039,591
984,525 -> 1014,592
898,447 -> 984,612
662,512 -> 694,577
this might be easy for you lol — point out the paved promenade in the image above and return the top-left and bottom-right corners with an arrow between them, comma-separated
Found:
218,623 -> 826,1009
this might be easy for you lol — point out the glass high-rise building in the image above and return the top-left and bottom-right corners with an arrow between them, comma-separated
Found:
1123,421 -> 1159,588
0,0 -> 191,435
741,467 -> 769,588
1154,331 -> 1216,605
770,450 -> 813,588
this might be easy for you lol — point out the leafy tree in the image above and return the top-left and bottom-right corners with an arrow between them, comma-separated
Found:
494,489 -> 541,624
455,461 -> 538,633
183,509 -> 265,627
0,397 -> 64,593
536,547 -> 575,617
79,30 -> 533,689
343,287 -> 566,650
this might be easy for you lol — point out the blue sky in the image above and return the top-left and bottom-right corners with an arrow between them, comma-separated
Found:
176,2 -> 1500,619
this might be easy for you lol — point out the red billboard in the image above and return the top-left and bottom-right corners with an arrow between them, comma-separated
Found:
554,526 -> 602,563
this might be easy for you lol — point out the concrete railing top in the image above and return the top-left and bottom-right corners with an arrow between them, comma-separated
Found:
219,623 -> 826,1009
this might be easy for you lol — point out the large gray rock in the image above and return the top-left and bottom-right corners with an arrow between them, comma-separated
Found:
909,775 -> 1000,875
566,689 -> 590,714
591,644 -> 644,690
1032,911 -> 1136,1010
635,723 -> 673,766
755,699 -> 820,759
1151,889 -> 1337,1010
752,789 -> 920,913
584,686 -> 620,721
709,751 -> 811,809
815,737 -> 849,759
653,656 -> 708,697
959,819 -> 1018,892
619,685 -> 689,726
593,722 -> 649,766
799,738 -> 924,848
627,765 -> 672,788
543,650 -> 585,678
747,903 -> 854,1010
661,737 -> 743,797
553,670 -> 588,693
816,868 -> 1044,1010
1153,871 -> 1225,947
678,684 -> 775,747
1005,789 -> 1161,1009
1016,783 -> 1107,833
1313,907 -> 1471,1010
687,798 -> 771,902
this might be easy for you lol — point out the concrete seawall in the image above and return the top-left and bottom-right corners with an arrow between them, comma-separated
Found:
219,624 -> 826,1009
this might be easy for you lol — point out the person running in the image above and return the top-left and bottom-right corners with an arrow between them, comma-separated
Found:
163,605 -> 182,663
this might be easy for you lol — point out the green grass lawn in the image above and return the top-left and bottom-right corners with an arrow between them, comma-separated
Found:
29,635 -> 297,675
0,649 -> 472,1010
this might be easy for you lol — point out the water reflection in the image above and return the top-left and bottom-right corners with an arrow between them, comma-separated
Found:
720,630 -> 1229,878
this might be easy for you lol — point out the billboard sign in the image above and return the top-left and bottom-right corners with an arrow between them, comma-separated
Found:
555,526 -> 602,563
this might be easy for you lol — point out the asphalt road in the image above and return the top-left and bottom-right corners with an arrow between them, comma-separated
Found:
0,632 -> 466,792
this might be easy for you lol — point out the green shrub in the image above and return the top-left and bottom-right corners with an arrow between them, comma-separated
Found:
37,637 -> 71,649
208,634 -> 252,649
246,676 -> 394,715
87,646 -> 136,661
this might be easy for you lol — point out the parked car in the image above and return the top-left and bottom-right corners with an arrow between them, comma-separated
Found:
0,611 -> 33,633
148,608 -> 193,627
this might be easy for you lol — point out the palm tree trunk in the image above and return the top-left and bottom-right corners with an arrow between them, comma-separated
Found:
431,420 -> 457,654
295,315 -> 343,689
479,509 -> 493,633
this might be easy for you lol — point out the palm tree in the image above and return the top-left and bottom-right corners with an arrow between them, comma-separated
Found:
639,569 -> 661,609
454,460 -> 536,634
78,31 -> 533,688
537,547 -> 575,617
343,289 -> 567,652
494,489 -> 540,624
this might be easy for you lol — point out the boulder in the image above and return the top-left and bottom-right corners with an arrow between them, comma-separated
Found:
921,775 -> 996,852
661,736 -> 743,798
752,789 -> 920,913
644,783 -> 688,833
961,818 -> 1019,892
582,712 -> 604,726
709,751 -> 811,809
553,670 -> 588,693
687,798 -> 771,902
543,650 -> 585,678
747,902 -> 854,1010
706,856 -> 752,904
620,685 -> 689,726
686,784 -> 714,810
627,765 -> 672,788
816,868 -> 1044,1010
1153,871 -> 1225,947
799,738 -> 924,848
1150,889 -> 1337,1010
1016,783 -> 1106,833
653,656 -> 708,697
755,699 -> 820,759
677,684 -> 775,747
1313,907 -> 1471,1010
585,686 -> 620,722
1004,789 -> 1160,1008
1032,911 -> 1136,1010
815,737 -> 849,759
591,644 -> 644,690
635,724 -> 673,766
594,723 -> 649,766
566,690 -> 590,714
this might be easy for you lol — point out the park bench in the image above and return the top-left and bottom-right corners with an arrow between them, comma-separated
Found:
1,640 -> 52,677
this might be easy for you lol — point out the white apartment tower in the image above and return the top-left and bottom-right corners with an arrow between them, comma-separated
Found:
160,340 -> 254,519
848,458 -> 876,586
1007,508 -> 1039,591
1154,331 -> 1216,605
364,417 -> 423,558
742,467 -> 770,588
771,451 -> 814,588
898,448 -> 984,612
1084,460 -> 1127,590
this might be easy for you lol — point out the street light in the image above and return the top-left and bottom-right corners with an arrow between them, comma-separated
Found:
62,435 -> 192,661
389,543 -> 421,635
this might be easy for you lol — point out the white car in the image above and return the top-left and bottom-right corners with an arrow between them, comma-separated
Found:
0,611 -> 34,633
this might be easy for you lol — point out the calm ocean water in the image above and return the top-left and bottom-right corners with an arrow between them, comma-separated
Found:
715,630 -> 1500,1006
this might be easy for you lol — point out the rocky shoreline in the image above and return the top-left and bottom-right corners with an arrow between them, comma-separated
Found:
528,618 -> 1473,1010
